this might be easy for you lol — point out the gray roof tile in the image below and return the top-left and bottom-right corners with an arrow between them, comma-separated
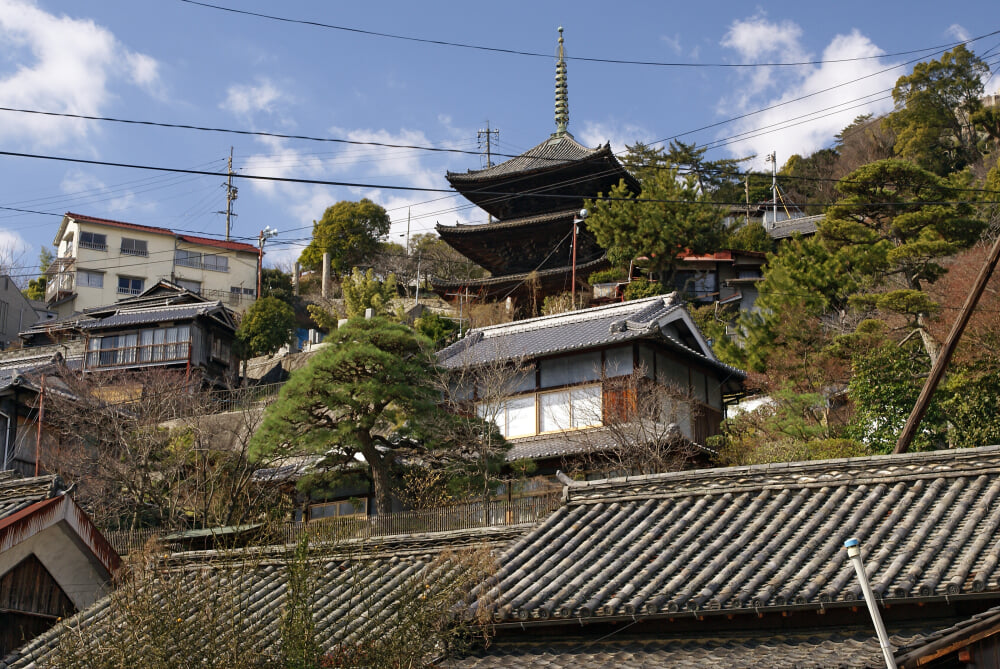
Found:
471,445 -> 1000,624
446,135 -> 608,183
449,628 -> 931,668
437,294 -> 744,381
0,473 -> 62,519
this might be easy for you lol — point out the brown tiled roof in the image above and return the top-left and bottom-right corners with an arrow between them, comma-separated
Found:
63,213 -> 258,254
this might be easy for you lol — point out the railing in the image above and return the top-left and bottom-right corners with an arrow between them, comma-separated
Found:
79,240 -> 107,251
102,492 -> 562,555
207,382 -> 284,412
87,341 -> 191,368
117,286 -> 143,296
120,247 -> 148,257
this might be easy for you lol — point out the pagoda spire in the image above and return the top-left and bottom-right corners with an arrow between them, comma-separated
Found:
554,26 -> 569,136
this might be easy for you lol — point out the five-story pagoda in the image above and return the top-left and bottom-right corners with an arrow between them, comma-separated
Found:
431,27 -> 639,312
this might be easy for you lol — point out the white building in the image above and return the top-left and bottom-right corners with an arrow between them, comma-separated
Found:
45,213 -> 260,317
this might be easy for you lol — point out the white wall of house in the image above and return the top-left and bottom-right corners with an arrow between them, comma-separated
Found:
49,217 -> 259,316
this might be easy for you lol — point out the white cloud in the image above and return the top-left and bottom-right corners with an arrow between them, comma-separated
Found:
0,0 -> 161,147
946,24 -> 971,42
721,14 -> 809,94
718,21 -> 900,169
59,169 -> 152,215
578,120 -> 651,155
243,125 -> 474,268
222,79 -> 285,116
661,33 -> 683,55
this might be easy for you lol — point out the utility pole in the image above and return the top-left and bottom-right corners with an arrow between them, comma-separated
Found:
895,230 -> 1000,454
765,151 -> 777,229
479,123 -> 499,224
477,121 -> 499,168
744,174 -> 751,226
223,147 -> 238,241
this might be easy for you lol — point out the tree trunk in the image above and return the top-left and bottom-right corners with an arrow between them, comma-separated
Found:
360,437 -> 393,515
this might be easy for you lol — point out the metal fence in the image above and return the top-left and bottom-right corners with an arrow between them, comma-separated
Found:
103,492 -> 562,555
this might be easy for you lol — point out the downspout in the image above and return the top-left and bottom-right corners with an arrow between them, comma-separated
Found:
0,407 -> 10,471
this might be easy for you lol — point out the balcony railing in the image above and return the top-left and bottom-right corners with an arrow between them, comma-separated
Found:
120,247 -> 148,257
79,240 -> 108,251
87,341 -> 191,368
117,286 -> 143,296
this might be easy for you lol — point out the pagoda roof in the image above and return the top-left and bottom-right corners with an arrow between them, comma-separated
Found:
436,209 -> 604,275
445,136 -> 638,221
429,256 -> 609,303
447,134 -> 610,184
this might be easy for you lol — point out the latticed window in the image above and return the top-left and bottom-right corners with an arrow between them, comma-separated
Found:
79,232 -> 107,251
120,238 -> 148,257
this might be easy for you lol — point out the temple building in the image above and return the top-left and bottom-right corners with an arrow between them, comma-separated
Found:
431,28 -> 638,313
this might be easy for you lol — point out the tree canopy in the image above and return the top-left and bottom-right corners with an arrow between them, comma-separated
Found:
249,317 -> 448,514
236,296 -> 297,358
886,44 -> 989,175
586,145 -> 728,284
298,199 -> 391,275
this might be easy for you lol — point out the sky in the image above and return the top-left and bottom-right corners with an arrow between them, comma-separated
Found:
0,0 -> 998,282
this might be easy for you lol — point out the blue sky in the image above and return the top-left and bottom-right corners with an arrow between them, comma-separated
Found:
0,0 -> 997,281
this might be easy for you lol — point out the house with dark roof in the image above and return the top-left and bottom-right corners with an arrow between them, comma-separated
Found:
0,277 -> 38,351
12,446 -> 1000,666
45,212 -> 260,317
0,281 -> 238,475
437,293 -> 745,475
0,471 -> 119,657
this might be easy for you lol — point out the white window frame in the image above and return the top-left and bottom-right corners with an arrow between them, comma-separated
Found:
77,269 -> 104,288
120,238 -> 148,257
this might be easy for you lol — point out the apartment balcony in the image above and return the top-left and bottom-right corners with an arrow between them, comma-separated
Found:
44,257 -> 76,303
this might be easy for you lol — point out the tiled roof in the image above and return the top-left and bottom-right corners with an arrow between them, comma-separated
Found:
446,136 -> 611,184
768,214 -> 822,240
63,212 -> 174,237
450,628 -> 931,668
436,209 -> 577,236
469,445 -> 1000,625
0,473 -> 63,519
3,526 -> 523,668
75,302 -> 221,330
893,604 -> 1000,668
177,233 -> 258,254
436,294 -> 744,381
429,256 -> 608,290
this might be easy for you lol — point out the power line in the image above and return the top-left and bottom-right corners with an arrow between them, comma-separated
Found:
178,0 -> 998,69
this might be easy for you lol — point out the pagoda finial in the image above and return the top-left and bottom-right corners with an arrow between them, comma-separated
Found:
554,26 -> 569,136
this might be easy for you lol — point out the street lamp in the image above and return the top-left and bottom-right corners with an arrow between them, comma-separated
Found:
571,208 -> 588,307
257,226 -> 278,299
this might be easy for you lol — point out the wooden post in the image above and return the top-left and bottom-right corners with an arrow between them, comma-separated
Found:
293,262 -> 300,296
35,375 -> 44,476
895,233 -> 1000,454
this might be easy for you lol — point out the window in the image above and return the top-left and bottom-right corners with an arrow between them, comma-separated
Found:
478,395 -> 537,439
0,300 -> 7,327
175,279 -> 201,293
88,325 -> 191,367
539,386 -> 602,432
202,254 -> 229,272
120,238 -> 148,257
308,498 -> 366,521
175,249 -> 202,268
79,232 -> 107,251
539,351 -> 601,388
77,270 -> 104,288
117,276 -> 144,295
